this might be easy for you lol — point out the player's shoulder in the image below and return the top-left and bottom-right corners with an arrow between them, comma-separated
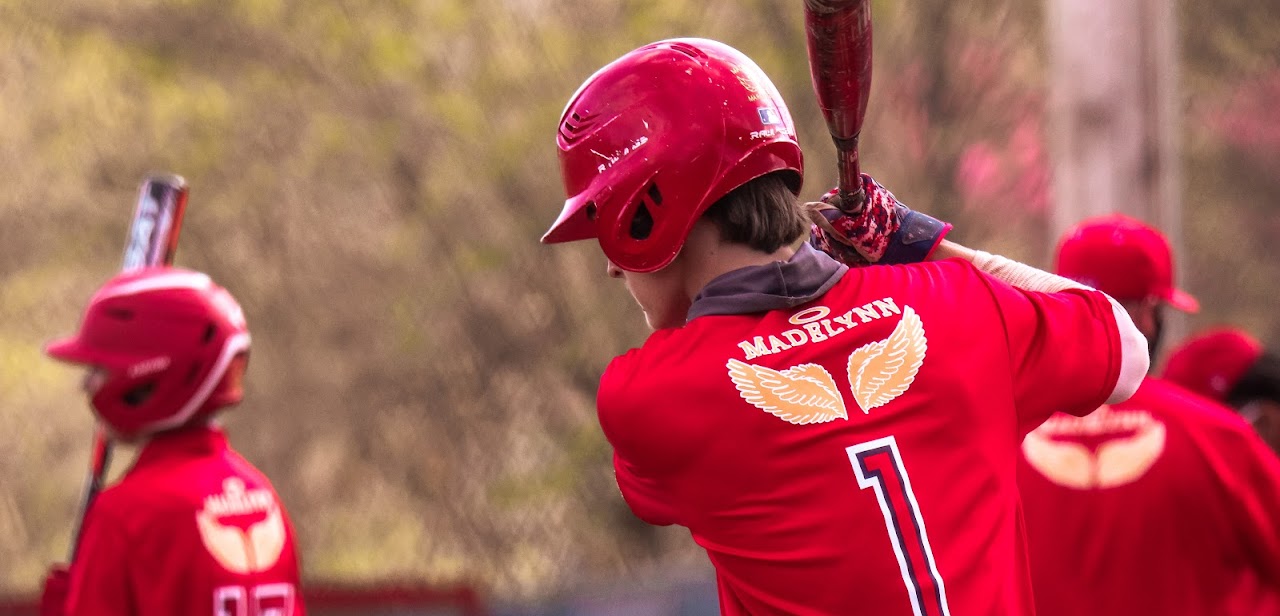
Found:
224,447 -> 281,493
89,474 -> 171,535
604,327 -> 674,373
829,258 -> 1010,321
92,480 -> 139,518
1137,377 -> 1255,433
879,257 -> 1004,297
847,257 -> 982,284
600,328 -> 688,410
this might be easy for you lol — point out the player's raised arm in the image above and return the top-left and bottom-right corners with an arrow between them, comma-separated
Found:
931,240 -> 1148,403
809,182 -> 1149,405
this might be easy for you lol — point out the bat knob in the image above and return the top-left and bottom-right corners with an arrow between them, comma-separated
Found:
834,186 -> 867,215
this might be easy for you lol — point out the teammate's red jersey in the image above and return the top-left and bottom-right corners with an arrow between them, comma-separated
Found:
64,425 -> 306,616
1225,570 -> 1280,616
1019,377 -> 1280,616
597,245 -> 1124,615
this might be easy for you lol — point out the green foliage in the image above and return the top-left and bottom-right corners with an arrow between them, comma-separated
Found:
0,0 -> 1275,604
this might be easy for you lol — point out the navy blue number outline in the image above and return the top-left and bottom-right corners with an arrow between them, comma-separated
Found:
848,436 -> 951,616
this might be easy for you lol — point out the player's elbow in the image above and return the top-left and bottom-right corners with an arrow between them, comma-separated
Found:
1107,297 -> 1149,404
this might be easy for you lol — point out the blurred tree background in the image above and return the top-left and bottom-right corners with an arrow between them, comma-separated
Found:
0,0 -> 1275,607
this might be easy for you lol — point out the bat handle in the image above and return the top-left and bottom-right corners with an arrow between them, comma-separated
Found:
835,139 -> 865,212
68,427 -> 112,562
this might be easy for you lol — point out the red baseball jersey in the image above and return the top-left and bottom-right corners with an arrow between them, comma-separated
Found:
597,246 -> 1124,615
1019,377 -> 1280,616
64,425 -> 306,616
1225,570 -> 1280,616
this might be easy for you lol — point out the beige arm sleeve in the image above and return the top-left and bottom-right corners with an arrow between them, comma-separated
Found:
969,250 -> 1149,404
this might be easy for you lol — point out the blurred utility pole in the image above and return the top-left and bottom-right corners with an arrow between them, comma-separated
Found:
1045,0 -> 1182,246
1046,0 -> 1187,349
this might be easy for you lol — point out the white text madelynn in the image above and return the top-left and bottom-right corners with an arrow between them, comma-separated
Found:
737,297 -> 902,360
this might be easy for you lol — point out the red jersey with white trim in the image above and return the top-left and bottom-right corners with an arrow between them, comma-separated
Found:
64,425 -> 306,616
597,246 -> 1123,615
1019,377 -> 1280,616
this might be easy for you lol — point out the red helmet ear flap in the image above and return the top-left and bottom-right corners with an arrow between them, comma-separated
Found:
205,351 -> 250,411
135,330 -> 251,434
595,177 -> 679,274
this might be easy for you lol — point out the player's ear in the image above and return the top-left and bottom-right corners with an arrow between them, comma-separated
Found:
1254,401 -> 1280,452
209,352 -> 250,409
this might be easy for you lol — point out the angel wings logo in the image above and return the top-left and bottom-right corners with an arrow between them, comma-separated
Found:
195,477 -> 287,574
727,305 -> 927,424
1022,406 -> 1167,489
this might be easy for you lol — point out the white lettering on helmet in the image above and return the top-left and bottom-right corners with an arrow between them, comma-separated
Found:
127,356 -> 171,379
593,135 -> 650,174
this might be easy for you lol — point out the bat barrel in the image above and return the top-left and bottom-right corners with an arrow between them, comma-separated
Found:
805,0 -> 873,208
121,175 -> 189,272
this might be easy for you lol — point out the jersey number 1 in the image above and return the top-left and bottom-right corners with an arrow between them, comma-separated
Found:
848,436 -> 952,616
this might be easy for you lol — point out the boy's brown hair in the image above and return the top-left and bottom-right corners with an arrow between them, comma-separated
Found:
702,172 -> 808,253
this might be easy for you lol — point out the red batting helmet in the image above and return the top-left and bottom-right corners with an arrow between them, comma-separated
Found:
1055,214 -> 1199,312
46,267 -> 252,439
542,38 -> 804,273
1163,328 -> 1264,402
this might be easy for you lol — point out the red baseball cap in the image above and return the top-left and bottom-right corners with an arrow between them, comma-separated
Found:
1054,214 -> 1199,312
1162,328 -> 1264,402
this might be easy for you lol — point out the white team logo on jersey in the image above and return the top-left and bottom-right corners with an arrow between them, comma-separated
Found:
1022,406 -> 1167,489
728,306 -> 928,424
196,477 -> 287,574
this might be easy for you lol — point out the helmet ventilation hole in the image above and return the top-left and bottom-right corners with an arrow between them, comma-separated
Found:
627,183 -> 664,240
203,323 -> 217,344
629,203 -> 654,240
585,202 -> 597,221
105,308 -> 134,320
647,183 -> 663,205
560,111 -> 597,143
664,41 -> 709,60
122,383 -> 155,406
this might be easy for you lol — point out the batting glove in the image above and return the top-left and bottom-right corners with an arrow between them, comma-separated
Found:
806,174 -> 952,266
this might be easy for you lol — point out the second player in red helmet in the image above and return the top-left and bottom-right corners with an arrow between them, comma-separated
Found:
40,267 -> 306,616
544,38 -> 1149,615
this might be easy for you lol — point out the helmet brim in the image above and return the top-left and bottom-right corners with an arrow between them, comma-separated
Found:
1162,287 -> 1200,314
46,336 -> 104,365
45,336 -> 154,370
541,195 -> 597,244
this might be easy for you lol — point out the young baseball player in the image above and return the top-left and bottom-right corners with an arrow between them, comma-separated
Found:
542,38 -> 1149,615
39,267 -> 306,616
1164,327 -> 1280,452
1018,215 -> 1280,616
